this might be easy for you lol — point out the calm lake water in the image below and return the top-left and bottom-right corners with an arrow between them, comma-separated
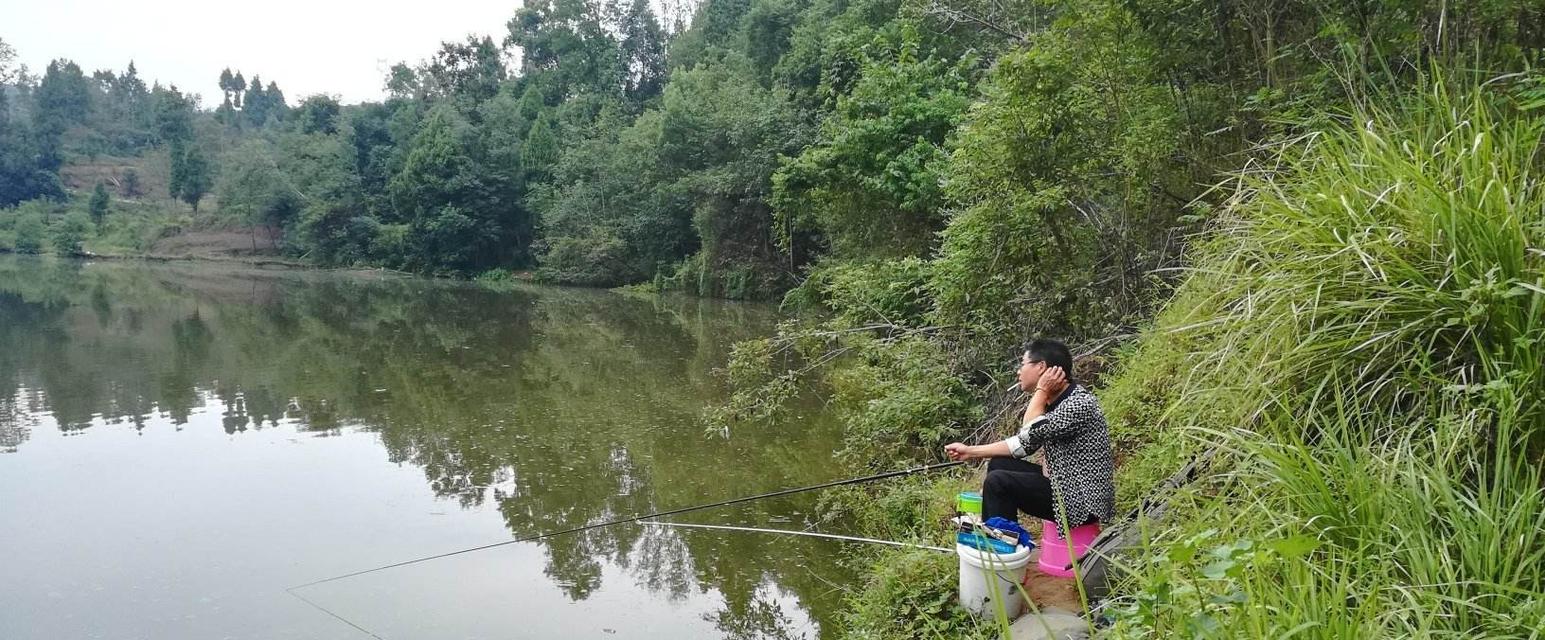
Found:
0,255 -> 858,640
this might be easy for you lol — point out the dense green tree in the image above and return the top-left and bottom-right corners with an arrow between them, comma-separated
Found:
218,141 -> 300,244
506,0 -> 623,100
342,102 -> 406,219
387,105 -> 530,273
289,129 -> 377,265
520,113 -> 560,183
89,183 -> 110,226
219,67 -> 236,119
151,86 -> 195,144
239,75 -> 288,126
263,81 -> 288,119
33,59 -> 91,136
422,36 -> 507,114
292,95 -> 341,134
385,63 -> 421,100
617,0 -> 668,104
215,96 -> 237,126
244,77 -> 266,121
0,41 -> 65,206
478,88 -> 530,189
773,37 -> 973,260
0,108 -> 65,207
216,70 -> 238,126
231,71 -> 246,106
667,0 -> 756,72
652,55 -> 810,297
532,108 -> 692,285
0,37 -> 15,84
927,7 -> 1210,345
81,61 -> 156,154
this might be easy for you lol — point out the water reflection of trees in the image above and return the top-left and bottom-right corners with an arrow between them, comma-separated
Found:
0,257 -> 855,638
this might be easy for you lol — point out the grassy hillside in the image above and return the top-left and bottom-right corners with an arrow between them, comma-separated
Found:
1097,83 -> 1544,637
0,147 -> 285,260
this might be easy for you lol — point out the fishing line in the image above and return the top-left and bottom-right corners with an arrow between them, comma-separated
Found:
287,459 -> 964,592
641,520 -> 951,552
286,586 -> 386,640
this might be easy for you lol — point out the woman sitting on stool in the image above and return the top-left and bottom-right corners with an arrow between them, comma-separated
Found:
944,339 -> 1114,533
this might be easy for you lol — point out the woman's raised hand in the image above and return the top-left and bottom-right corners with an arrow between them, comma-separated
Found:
1036,365 -> 1067,394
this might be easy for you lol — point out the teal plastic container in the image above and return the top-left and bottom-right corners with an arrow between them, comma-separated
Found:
957,491 -> 982,516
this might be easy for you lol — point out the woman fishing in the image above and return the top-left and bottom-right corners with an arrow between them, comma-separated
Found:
944,339 -> 1114,532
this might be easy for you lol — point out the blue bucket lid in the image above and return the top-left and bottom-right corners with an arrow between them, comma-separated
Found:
956,531 -> 1019,554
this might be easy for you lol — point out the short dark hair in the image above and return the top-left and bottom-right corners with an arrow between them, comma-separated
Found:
1024,339 -> 1075,382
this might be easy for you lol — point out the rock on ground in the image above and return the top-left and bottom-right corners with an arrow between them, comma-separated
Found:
1009,607 -> 1090,640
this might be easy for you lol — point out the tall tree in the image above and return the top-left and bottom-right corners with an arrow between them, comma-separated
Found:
0,37 -> 16,84
89,182 -> 111,226
618,0 -> 668,105
521,114 -> 559,183
385,63 -> 421,100
652,55 -> 811,297
218,140 -> 302,249
231,71 -> 246,107
388,105 -> 528,273
0,39 -> 64,205
263,81 -> 287,119
121,168 -> 142,197
773,41 -> 973,259
506,0 -> 624,100
216,68 -> 238,125
152,86 -> 195,144
33,59 -> 91,136
422,36 -> 507,113
293,95 -> 341,134
244,75 -> 268,125
172,142 -> 213,211
97,61 -> 155,152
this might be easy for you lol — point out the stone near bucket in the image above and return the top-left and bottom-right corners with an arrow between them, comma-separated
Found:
1009,606 -> 1090,640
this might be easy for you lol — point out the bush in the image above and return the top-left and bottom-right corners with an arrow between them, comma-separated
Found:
14,214 -> 46,254
841,549 -> 996,640
52,211 -> 93,255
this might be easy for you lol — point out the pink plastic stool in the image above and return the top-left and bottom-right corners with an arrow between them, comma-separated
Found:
1037,521 -> 1101,577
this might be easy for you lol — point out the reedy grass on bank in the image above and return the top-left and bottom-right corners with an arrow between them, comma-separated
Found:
1103,82 -> 1545,638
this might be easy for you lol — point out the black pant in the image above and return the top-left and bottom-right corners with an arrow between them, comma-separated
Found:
982,457 -> 1059,523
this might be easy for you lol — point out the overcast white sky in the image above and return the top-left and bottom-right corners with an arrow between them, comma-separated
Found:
2,0 -> 522,106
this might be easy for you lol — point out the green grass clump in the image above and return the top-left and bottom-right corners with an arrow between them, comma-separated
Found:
1101,81 -> 1545,638
841,548 -> 998,640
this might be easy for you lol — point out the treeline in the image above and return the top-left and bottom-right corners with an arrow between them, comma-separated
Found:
0,0 -> 1268,293
3,0 -> 1544,306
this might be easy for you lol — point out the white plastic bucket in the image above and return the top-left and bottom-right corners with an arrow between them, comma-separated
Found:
956,542 -> 1031,617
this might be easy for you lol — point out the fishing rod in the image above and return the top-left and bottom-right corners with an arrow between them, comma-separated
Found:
287,459 -> 964,592
641,520 -> 951,552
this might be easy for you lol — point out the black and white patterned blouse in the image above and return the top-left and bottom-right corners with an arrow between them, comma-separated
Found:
1003,384 -> 1115,532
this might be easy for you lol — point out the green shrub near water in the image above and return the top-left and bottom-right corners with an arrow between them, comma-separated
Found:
51,211 -> 92,255
13,213 -> 47,254
1101,83 -> 1545,637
